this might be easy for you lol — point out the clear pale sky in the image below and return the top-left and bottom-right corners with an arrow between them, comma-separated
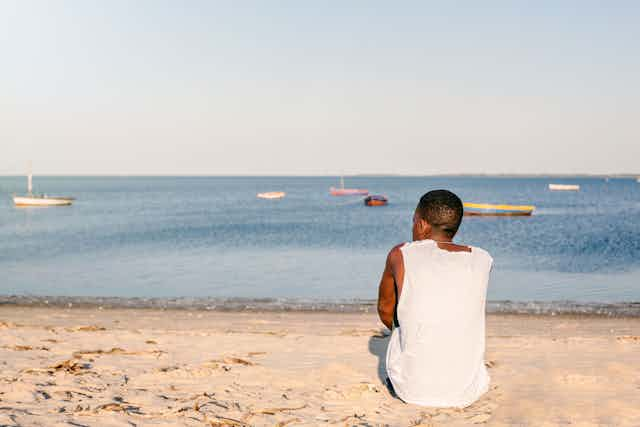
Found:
1,1 -> 639,175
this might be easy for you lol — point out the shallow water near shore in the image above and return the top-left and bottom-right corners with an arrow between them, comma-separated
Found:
1,176 -> 639,313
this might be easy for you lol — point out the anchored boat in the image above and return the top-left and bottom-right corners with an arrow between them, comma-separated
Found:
13,195 -> 74,206
463,202 -> 534,216
364,195 -> 388,206
548,184 -> 580,191
257,191 -> 286,199
330,177 -> 368,196
12,166 -> 74,207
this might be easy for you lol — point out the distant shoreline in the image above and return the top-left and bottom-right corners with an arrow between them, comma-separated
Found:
0,173 -> 639,178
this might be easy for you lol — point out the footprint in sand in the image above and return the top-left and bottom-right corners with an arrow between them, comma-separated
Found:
556,373 -> 605,385
65,325 -> 107,332
340,328 -> 389,338
2,388 -> 39,403
616,335 -> 640,343
411,387 -> 500,425
485,360 -> 497,368
72,347 -> 165,359
2,345 -> 49,352
0,321 -> 18,329
152,356 -> 258,379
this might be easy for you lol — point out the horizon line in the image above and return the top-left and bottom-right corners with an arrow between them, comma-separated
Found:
1,173 -> 639,178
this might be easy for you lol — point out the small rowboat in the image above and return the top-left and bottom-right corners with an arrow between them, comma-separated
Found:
463,202 -> 534,216
257,191 -> 286,199
548,184 -> 580,191
364,195 -> 388,206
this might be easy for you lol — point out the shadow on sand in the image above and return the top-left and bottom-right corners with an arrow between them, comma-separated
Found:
368,333 -> 402,400
367,334 -> 390,385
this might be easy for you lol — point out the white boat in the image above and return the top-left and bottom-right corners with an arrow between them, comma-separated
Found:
12,165 -> 74,207
13,195 -> 74,206
548,183 -> 580,191
257,191 -> 286,199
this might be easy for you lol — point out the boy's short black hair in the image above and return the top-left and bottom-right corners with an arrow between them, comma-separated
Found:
416,190 -> 464,237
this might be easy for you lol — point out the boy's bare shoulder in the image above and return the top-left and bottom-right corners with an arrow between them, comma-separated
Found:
386,243 -> 406,264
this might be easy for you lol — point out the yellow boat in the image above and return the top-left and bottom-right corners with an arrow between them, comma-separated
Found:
463,202 -> 535,216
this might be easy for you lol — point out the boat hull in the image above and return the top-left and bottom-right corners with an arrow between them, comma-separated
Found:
13,196 -> 74,206
257,192 -> 286,199
330,187 -> 369,196
548,184 -> 580,191
364,195 -> 388,206
463,202 -> 534,217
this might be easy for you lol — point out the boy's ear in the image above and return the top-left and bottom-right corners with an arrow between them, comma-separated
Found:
420,218 -> 432,235
416,217 -> 428,234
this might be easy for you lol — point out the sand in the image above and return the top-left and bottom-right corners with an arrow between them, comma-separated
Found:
0,307 -> 639,426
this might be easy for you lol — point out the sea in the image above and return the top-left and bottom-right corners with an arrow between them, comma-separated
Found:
1,176 -> 639,315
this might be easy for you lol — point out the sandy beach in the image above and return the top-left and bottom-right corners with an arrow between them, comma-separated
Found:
0,307 -> 639,426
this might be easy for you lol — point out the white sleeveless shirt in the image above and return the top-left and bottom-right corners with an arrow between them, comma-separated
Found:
386,239 -> 493,407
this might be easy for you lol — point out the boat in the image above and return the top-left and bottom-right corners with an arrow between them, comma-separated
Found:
13,196 -> 74,206
463,202 -> 535,216
12,165 -> 74,207
330,177 -> 368,196
548,184 -> 580,191
364,195 -> 388,206
257,191 -> 286,199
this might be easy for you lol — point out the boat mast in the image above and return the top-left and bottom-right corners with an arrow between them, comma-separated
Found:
27,162 -> 33,195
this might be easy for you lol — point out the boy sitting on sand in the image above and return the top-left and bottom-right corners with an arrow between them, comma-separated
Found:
377,190 -> 493,407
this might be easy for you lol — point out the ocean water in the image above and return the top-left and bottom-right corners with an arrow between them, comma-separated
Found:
1,176 -> 639,311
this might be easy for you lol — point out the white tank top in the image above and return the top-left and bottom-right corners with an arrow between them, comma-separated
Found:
386,239 -> 493,407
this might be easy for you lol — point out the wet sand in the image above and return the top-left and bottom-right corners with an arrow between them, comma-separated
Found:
1,307 -> 639,426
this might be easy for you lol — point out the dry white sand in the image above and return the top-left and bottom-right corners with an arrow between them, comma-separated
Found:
0,307 -> 639,426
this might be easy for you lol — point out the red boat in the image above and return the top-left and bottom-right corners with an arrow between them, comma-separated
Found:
364,195 -> 388,206
329,177 -> 368,196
